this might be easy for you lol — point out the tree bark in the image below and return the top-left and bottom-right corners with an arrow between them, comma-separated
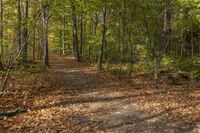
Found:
71,1 -> 80,62
41,3 -> 49,69
17,0 -> 22,53
0,0 -> 3,69
32,0 -> 38,61
62,15 -> 67,55
21,0 -> 29,63
97,6 -> 106,71
164,0 -> 172,53
80,9 -> 83,59
59,30 -> 62,56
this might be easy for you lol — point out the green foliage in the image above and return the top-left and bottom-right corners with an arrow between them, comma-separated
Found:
1,0 -> 200,78
0,115 -> 5,120
178,59 -> 191,71
192,68 -> 200,79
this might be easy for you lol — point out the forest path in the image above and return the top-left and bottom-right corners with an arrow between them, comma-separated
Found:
46,54 -> 147,132
1,54 -> 199,132
28,54 -> 195,133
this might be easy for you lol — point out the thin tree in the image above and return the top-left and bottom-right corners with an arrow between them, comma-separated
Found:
97,6 -> 107,71
21,0 -> 29,63
71,0 -> 80,62
0,0 -> 3,69
80,1 -> 83,59
17,0 -> 22,54
41,2 -> 49,69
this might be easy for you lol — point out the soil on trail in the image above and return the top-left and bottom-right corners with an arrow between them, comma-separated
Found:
0,54 -> 200,133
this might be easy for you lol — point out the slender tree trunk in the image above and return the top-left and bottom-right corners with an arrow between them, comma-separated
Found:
119,1 -> 126,78
62,30 -> 65,55
190,21 -> 194,86
32,25 -> 36,61
80,10 -> 83,59
17,0 -> 22,53
62,15 -> 67,55
38,26 -> 43,60
32,0 -> 38,61
59,30 -> 62,56
164,0 -> 172,53
42,4 -> 49,69
88,15 -> 93,61
128,30 -> 134,76
21,0 -> 29,63
71,1 -> 80,62
0,0 -> 3,69
97,6 -> 106,71
94,13 -> 98,35
154,56 -> 159,88
65,15 -> 69,54
83,19 -> 86,60
154,4 -> 165,88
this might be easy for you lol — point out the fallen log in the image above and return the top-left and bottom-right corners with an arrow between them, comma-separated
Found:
0,108 -> 27,120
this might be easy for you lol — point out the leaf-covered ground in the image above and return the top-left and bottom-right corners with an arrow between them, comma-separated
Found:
0,54 -> 199,133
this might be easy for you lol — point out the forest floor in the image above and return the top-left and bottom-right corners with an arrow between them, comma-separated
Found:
0,54 -> 200,133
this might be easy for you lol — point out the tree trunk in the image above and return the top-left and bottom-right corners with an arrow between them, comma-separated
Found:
32,0 -> 38,61
42,4 -> 49,69
0,0 -> 3,69
32,23 -> 36,61
62,15 -> 67,55
97,6 -> 106,71
62,30 -> 65,55
17,0 -> 22,53
80,10 -> 83,59
154,56 -> 160,89
21,0 -> 29,63
94,12 -> 98,35
59,30 -> 62,56
164,0 -> 172,53
71,1 -> 80,62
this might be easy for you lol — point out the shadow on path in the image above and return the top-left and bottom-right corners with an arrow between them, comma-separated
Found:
31,54 -> 199,133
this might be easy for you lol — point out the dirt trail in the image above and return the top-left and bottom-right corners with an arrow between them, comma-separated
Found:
1,54 -> 199,132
